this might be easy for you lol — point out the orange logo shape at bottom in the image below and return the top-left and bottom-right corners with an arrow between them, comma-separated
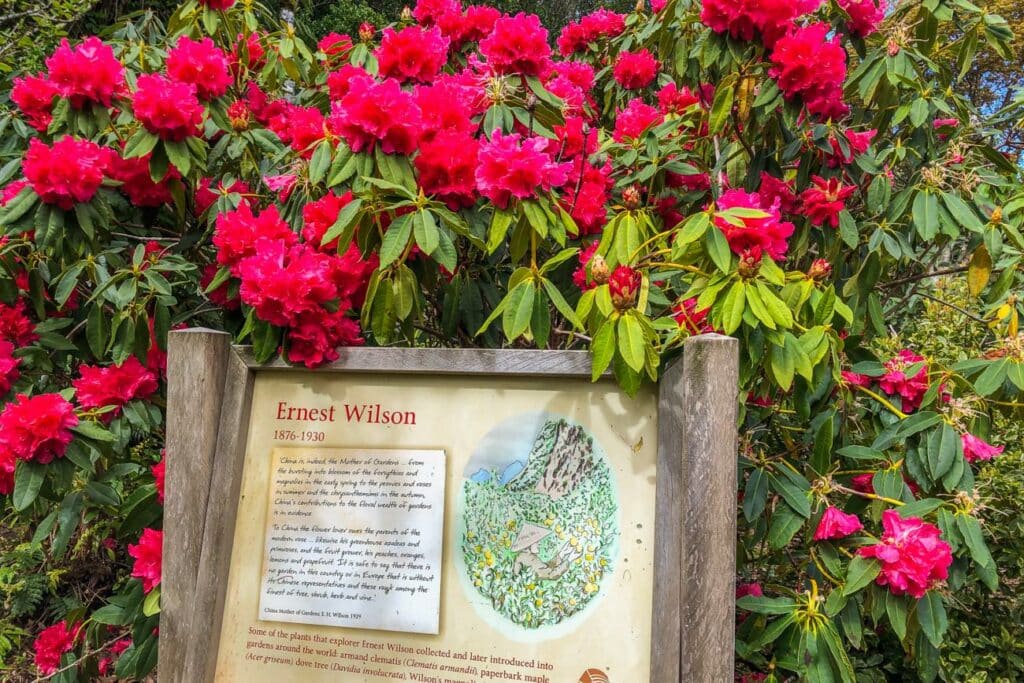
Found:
579,669 -> 609,683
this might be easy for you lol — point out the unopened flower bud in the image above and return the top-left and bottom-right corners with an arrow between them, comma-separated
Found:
227,100 -> 250,131
609,265 -> 641,310
808,258 -> 832,282
990,207 -> 1003,224
737,252 -> 760,279
622,185 -> 642,210
887,40 -> 900,57
400,6 -> 413,22
589,254 -> 610,285
359,22 -> 375,42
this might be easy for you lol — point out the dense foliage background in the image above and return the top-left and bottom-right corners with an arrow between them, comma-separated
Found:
0,0 -> 1022,681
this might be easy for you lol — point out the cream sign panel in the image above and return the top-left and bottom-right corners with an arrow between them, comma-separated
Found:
214,371 -> 659,682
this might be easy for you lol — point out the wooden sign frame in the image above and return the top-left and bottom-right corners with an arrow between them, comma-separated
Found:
161,329 -> 738,683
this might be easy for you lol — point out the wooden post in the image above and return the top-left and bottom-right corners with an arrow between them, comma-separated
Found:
162,329 -> 232,683
679,334 -> 739,681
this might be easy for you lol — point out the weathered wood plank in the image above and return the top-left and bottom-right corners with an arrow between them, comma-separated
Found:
650,357 -> 686,683
184,349 -> 256,683
161,329 -> 232,683
679,334 -> 739,682
235,346 -> 597,377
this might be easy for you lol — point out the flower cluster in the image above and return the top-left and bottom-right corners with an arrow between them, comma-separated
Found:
478,12 -> 551,76
769,23 -> 849,119
557,9 -> 626,56
475,131 -> 570,208
701,0 -> 823,47
376,26 -> 450,84
858,510 -> 952,598
73,356 -> 159,417
132,73 -> 205,141
800,176 -> 856,228
128,527 -> 163,593
33,621 -> 81,676
45,37 -> 125,109
839,0 -> 888,37
166,36 -> 232,100
23,137 -> 108,210
714,188 -> 795,261
612,49 -> 660,90
879,349 -> 930,412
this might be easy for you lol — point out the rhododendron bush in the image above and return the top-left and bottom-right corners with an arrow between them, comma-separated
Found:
0,0 -> 1022,679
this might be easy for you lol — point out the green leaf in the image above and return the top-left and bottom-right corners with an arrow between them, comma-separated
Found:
956,514 -> 994,569
721,281 -> 746,334
897,498 -> 944,518
13,461 -> 46,511
917,591 -> 948,648
972,359 -> 1007,396
379,214 -> 412,267
886,592 -> 909,642
736,595 -> 797,615
708,77 -> 736,135
142,586 -> 161,616
913,191 -> 939,240
73,420 -> 116,442
541,279 -> 583,330
838,210 -> 859,248
251,319 -> 281,364
926,423 -> 960,480
308,141 -> 332,185
843,556 -> 881,595
86,480 -> 121,506
743,468 -> 768,522
321,197 -> 363,249
163,140 -> 191,177
705,227 -> 733,272
413,210 -> 440,256
837,445 -> 884,461
502,282 -> 535,341
487,210 -> 514,254
769,472 -> 810,518
617,314 -> 646,373
590,320 -> 615,381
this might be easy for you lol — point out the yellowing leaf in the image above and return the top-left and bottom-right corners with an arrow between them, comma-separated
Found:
967,245 -> 992,297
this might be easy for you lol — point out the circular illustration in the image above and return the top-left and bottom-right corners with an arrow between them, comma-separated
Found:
457,412 -> 619,633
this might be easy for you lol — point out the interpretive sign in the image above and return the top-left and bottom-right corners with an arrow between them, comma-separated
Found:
161,332 -> 738,683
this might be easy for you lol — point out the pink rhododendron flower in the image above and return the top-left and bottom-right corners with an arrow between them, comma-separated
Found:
758,173 -> 799,214
673,298 -> 713,335
572,241 -> 603,291
166,36 -> 232,100
153,455 -> 165,503
214,204 -> 297,272
714,188 -> 795,261
562,161 -> 612,236
319,32 -> 353,60
0,341 -> 20,396
195,177 -> 253,216
438,5 -> 501,48
613,98 -> 664,142
736,582 -> 763,599
415,81 -> 478,141
702,0 -> 824,47
839,0 -> 888,37
237,241 -> 339,327
231,31 -> 266,77
0,302 -> 37,347
11,73 -> 57,132
475,130 -> 570,208
132,73 -> 204,141
416,130 -> 480,208
200,0 -> 236,8
858,509 -> 952,598
0,393 -> 78,464
770,23 -> 849,119
828,129 -> 876,167
879,350 -> 929,412
286,308 -> 364,368
0,446 -> 13,495
23,137 -> 108,210
557,9 -> 625,56
45,37 -> 124,108
376,26 -> 450,84
841,370 -> 871,387
73,356 -> 158,415
128,528 -> 163,593
327,64 -> 373,101
478,12 -> 551,76
961,433 -> 1003,463
329,76 -> 422,155
413,0 -> 461,26
33,621 -> 81,675
613,49 -> 660,90
814,506 -> 863,540
800,176 -> 856,228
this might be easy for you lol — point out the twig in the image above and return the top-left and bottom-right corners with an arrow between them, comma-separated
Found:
917,291 -> 989,324
877,265 -> 974,288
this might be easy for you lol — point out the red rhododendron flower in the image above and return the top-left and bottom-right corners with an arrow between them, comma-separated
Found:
332,244 -> 379,307
613,49 -> 660,90
814,506 -> 863,540
415,80 -> 477,141
714,188 -> 795,261
478,12 -> 551,76
673,298 -> 713,335
2,180 -> 29,206
879,349 -> 929,412
0,302 -> 37,347
613,98 -> 664,142
701,0 -> 823,47
475,130 -> 570,209
282,105 -> 326,157
658,83 -> 700,116
557,9 -> 625,56
839,0 -> 887,37
152,457 -> 165,503
107,151 -> 180,207
200,0 -> 236,8
413,0 -> 461,25
11,73 -> 57,132
200,263 -> 241,310
554,117 -> 598,159
416,130 -> 479,208
23,136 -> 108,210
0,446 -> 14,494
318,33 -> 353,63
0,341 -> 20,396
326,64 -> 372,101
376,26 -> 450,84
329,76 -> 422,155
858,509 -> 952,598
128,528 -> 163,593
961,432 -> 1003,463
758,172 -> 799,214
736,582 -> 763,599
800,175 -> 856,228
302,191 -> 355,251
45,37 -> 124,109
769,23 -> 848,119
166,36 -> 232,100
73,356 -> 158,415
286,308 -> 364,368
0,393 -> 78,464
214,204 -> 297,272
133,73 -> 204,141
237,241 -> 339,327
195,177 -> 253,216
572,242 -> 604,291
33,621 -> 81,675
562,160 -> 612,236
438,5 -> 500,48
231,32 -> 266,77
828,128 -> 876,167
841,370 -> 871,387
